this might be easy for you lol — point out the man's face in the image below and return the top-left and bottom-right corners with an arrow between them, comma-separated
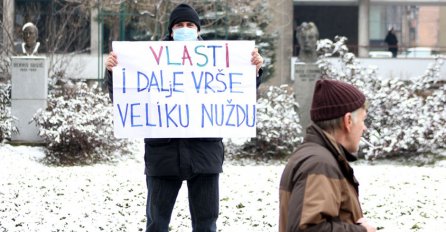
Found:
23,27 -> 37,45
346,108 -> 367,153
298,30 -> 318,52
171,21 -> 198,36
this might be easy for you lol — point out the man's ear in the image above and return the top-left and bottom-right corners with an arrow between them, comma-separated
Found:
342,112 -> 353,133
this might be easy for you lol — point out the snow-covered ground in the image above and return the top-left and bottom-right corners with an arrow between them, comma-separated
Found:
1,144 -> 445,232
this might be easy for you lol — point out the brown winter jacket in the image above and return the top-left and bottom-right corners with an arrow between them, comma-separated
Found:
279,124 -> 366,232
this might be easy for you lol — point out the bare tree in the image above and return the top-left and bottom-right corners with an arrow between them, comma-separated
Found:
98,0 -> 275,79
0,0 -> 94,83
41,0 -> 93,82
1,0 -> 275,82
99,0 -> 173,50
1,0 -> 15,82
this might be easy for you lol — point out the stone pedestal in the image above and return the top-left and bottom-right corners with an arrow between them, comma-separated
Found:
293,62 -> 321,133
11,56 -> 47,143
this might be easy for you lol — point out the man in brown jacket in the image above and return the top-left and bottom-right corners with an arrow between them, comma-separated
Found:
279,79 -> 376,232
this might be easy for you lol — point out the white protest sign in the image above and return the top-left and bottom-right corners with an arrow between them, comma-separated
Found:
112,40 -> 257,138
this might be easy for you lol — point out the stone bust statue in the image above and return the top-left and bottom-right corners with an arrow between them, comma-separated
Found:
296,22 -> 319,63
16,22 -> 40,56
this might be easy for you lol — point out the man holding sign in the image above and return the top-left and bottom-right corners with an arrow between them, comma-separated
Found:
104,3 -> 264,232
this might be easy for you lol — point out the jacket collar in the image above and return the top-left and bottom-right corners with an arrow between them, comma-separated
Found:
304,124 -> 360,193
303,124 -> 358,162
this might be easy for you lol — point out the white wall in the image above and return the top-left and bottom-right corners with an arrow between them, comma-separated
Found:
292,57 -> 446,80
47,54 -> 107,80
342,57 -> 446,80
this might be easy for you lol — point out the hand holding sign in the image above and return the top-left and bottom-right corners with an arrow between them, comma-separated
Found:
106,51 -> 117,71
251,48 -> 264,74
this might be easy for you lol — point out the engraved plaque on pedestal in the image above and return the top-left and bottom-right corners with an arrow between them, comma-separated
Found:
293,62 -> 321,133
11,56 -> 47,143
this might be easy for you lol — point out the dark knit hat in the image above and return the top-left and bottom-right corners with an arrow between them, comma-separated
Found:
168,4 -> 201,34
310,79 -> 366,122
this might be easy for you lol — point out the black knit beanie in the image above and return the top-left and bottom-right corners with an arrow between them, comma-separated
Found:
168,4 -> 201,34
310,79 -> 366,122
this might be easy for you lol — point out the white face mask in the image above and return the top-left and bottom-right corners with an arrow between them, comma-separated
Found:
173,27 -> 198,41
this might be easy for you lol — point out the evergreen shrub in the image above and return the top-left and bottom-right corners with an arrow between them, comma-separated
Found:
318,36 -> 446,159
33,82 -> 133,165
0,83 -> 17,141
226,85 -> 303,160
